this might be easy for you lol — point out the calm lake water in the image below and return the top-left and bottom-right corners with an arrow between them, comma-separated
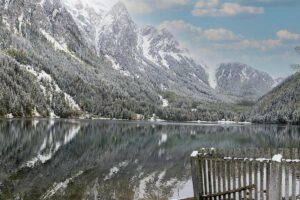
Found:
1,119 -> 300,200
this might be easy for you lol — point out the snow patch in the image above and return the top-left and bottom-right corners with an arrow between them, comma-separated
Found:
218,119 -> 236,124
158,133 -> 168,146
32,107 -> 41,117
104,161 -> 129,180
134,171 -> 166,199
4,0 -> 10,9
26,142 -> 61,168
105,55 -> 121,70
4,113 -> 13,118
241,67 -> 250,82
191,151 -> 198,157
40,29 -> 82,63
41,171 -> 83,199
272,154 -> 283,163
39,0 -> 46,6
139,35 -> 171,69
205,65 -> 217,89
21,65 -> 81,114
140,35 -> 156,63
2,16 -> 10,28
18,12 -> 24,33
25,126 -> 81,168
105,55 -> 131,76
64,126 -> 81,145
159,95 -> 169,107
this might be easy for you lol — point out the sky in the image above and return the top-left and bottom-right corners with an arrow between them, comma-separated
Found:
77,0 -> 300,78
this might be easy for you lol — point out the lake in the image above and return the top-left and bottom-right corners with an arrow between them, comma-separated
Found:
1,119 -> 300,200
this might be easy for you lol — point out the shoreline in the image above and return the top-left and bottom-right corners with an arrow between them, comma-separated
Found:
0,116 -> 253,125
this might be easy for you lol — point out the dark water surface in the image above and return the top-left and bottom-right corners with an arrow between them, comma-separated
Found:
1,119 -> 300,200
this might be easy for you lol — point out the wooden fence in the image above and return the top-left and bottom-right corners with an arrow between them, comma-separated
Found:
190,148 -> 300,200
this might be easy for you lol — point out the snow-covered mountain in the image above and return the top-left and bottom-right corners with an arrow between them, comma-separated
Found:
215,63 -> 281,100
0,0 -> 163,118
61,0 -> 281,103
0,0 -> 282,120
63,1 -> 223,101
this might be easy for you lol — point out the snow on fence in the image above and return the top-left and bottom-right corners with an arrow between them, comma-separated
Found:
190,148 -> 300,200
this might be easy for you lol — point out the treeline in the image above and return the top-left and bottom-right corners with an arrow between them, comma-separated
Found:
249,72 -> 300,124
0,16 -> 250,121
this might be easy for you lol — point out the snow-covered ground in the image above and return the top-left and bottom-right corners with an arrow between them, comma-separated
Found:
159,95 -> 169,107
40,29 -> 82,63
21,64 -> 81,117
204,65 -> 217,89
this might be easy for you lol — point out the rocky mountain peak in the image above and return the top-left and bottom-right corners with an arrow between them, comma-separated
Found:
141,26 -> 181,54
216,63 -> 275,100
105,2 -> 132,23
96,2 -> 137,56
109,2 -> 128,14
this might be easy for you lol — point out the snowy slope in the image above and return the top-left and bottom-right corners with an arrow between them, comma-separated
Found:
215,63 -> 276,100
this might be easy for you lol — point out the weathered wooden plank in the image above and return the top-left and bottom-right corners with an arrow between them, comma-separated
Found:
222,159 -> 226,200
292,163 -> 297,200
232,159 -> 237,200
266,161 -> 271,200
285,162 -> 290,200
260,162 -> 264,200
202,159 -> 208,195
243,160 -> 248,200
237,159 -> 242,200
226,160 -> 231,200
212,159 -> 216,196
269,161 -> 279,200
207,159 -> 212,195
202,184 -> 256,198
249,161 -> 254,200
292,148 -> 298,200
217,160 -> 221,194
278,148 -> 284,200
254,161 -> 259,200
191,155 -> 203,200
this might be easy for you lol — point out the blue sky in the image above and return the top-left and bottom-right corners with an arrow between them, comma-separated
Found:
118,0 -> 300,77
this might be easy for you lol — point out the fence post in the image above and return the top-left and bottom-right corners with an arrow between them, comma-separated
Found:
270,155 -> 282,199
191,151 -> 204,200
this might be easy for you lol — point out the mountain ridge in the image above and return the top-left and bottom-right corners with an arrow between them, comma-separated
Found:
215,62 -> 283,100
0,0 -> 283,122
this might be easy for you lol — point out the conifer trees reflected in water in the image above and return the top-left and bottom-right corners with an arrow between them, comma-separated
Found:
0,120 -> 300,199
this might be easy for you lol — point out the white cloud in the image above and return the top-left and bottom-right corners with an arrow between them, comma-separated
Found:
123,0 -> 153,14
195,0 -> 219,8
158,20 -> 240,41
213,39 -> 281,50
65,0 -> 118,10
67,0 -> 191,14
277,30 -> 300,40
123,0 -> 191,14
202,28 -> 240,41
192,1 -> 264,16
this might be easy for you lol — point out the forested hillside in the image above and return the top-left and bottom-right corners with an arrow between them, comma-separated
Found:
249,72 -> 300,124
0,0 -> 253,121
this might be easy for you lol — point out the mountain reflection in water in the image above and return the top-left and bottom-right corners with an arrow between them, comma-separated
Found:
1,119 -> 300,200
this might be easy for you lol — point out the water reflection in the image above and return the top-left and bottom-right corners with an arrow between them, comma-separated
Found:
1,120 -> 300,199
